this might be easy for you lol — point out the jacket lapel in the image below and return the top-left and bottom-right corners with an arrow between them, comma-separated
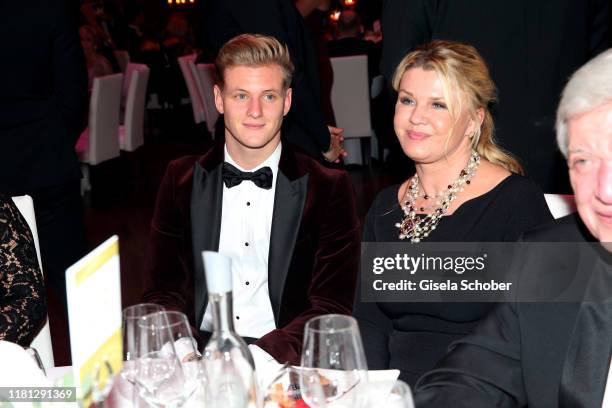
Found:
524,244 -> 600,406
523,301 -> 580,405
268,146 -> 309,324
191,145 -> 224,326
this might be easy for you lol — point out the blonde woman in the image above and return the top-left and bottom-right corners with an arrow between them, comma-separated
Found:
353,40 -> 552,385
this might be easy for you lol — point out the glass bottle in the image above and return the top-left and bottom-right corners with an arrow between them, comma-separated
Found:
201,251 -> 259,408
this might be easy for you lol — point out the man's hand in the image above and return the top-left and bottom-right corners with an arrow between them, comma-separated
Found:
322,126 -> 348,163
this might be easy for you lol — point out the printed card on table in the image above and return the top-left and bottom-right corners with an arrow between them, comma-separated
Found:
66,235 -> 122,406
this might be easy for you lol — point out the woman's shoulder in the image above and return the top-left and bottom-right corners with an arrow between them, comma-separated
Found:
493,173 -> 546,197
474,159 -> 545,200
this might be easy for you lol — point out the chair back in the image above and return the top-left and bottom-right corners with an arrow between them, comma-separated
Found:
544,194 -> 577,219
194,63 -> 220,135
11,195 -> 55,369
178,54 -> 205,124
87,73 -> 123,165
371,74 -> 384,99
122,62 -> 148,104
330,55 -> 372,139
121,67 -> 150,151
114,50 -> 130,72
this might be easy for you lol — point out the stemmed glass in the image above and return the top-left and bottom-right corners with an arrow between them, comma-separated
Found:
122,303 -> 165,384
300,314 -> 369,407
136,311 -> 203,407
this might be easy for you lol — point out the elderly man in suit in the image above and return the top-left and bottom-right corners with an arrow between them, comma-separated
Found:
143,34 -> 360,365
414,48 -> 612,407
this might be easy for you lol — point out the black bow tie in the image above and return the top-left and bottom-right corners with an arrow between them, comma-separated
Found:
222,162 -> 273,189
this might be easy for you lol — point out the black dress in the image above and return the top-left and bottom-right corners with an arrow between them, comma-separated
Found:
0,196 -> 47,346
353,174 -> 553,386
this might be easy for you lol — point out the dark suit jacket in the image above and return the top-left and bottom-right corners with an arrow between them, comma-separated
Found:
0,0 -> 88,194
198,0 -> 330,157
142,142 -> 361,364
414,214 -> 609,407
381,0 -> 610,192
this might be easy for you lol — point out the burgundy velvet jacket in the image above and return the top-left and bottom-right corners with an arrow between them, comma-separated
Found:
142,142 -> 360,364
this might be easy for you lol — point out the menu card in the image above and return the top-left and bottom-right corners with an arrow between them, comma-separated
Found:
66,235 -> 122,406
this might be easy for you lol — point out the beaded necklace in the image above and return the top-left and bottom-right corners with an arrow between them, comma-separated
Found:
396,151 -> 480,242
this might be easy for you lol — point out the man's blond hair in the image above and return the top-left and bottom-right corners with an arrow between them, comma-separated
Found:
215,34 -> 294,89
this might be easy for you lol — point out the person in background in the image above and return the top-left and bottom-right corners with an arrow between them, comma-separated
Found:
415,47 -> 612,408
0,196 -> 47,347
161,12 -> 194,59
79,0 -> 121,72
327,10 -> 381,83
326,9 -> 391,159
0,0 -> 89,364
199,0 -> 345,163
112,2 -> 144,57
353,40 -> 552,386
296,0 -> 336,125
79,24 -> 113,90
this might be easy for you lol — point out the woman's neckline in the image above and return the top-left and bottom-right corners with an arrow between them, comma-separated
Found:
395,173 -> 516,218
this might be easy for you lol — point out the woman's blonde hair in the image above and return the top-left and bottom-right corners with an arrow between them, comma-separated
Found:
392,40 -> 523,174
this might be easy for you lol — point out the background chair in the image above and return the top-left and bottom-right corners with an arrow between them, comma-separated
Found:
120,67 -> 150,152
75,73 -> 123,193
544,194 -> 577,219
178,54 -> 205,125
122,62 -> 148,106
194,63 -> 220,136
330,55 -> 376,167
11,195 -> 55,369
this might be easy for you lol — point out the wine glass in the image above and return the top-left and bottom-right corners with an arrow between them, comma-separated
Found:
136,311 -> 202,407
122,303 -> 165,384
300,315 -> 369,407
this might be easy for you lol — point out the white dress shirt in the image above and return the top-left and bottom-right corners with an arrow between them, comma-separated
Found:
200,143 -> 281,339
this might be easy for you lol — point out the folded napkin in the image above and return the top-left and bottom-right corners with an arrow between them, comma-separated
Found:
0,341 -> 50,387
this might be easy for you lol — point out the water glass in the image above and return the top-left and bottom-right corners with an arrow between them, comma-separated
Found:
122,303 -> 165,384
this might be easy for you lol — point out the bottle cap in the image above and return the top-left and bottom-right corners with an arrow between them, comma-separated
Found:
202,251 -> 232,294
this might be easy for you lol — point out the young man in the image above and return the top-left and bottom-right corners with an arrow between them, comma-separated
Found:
143,34 -> 360,365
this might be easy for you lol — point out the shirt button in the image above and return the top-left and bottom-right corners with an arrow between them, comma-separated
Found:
246,202 -> 251,206
245,281 -> 250,286
245,242 -> 249,246
236,316 -> 240,320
